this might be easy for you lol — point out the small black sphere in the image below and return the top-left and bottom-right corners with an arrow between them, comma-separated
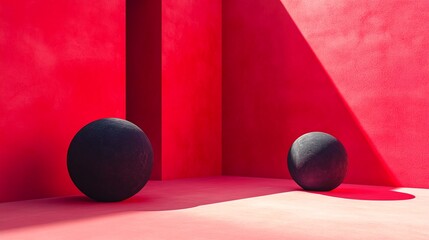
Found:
67,118 -> 153,202
287,132 -> 347,191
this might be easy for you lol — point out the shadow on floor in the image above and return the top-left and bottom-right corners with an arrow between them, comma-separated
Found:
0,177 -> 416,231
303,183 -> 415,201
0,177 -> 293,231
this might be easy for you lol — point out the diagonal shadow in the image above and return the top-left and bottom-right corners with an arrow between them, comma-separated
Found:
0,177 -> 292,231
0,176 -> 414,232
222,0 -> 399,187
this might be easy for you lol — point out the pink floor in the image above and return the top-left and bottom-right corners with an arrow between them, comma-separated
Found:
1,176 -> 428,239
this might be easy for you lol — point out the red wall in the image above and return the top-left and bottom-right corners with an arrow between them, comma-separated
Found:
0,0 -> 125,202
223,0 -> 429,188
162,0 -> 222,179
126,0 -> 162,179
280,0 -> 429,188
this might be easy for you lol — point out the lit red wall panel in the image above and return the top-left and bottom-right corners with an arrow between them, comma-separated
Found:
161,0 -> 222,179
0,0 -> 125,202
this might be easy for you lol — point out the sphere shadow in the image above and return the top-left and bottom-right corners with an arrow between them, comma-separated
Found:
303,184 -> 415,201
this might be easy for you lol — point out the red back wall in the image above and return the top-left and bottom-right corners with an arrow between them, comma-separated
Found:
223,0 -> 429,188
162,0 -> 222,179
0,0 -> 125,202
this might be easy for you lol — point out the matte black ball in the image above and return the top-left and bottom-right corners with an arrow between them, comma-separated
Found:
67,118 -> 153,202
287,132 -> 347,191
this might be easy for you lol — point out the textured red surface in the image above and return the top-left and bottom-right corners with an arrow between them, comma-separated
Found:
2,0 -> 428,204
223,0 -> 429,187
280,0 -> 429,188
126,0 -> 162,179
0,0 -> 125,202
161,0 -> 222,179
127,0 -> 222,180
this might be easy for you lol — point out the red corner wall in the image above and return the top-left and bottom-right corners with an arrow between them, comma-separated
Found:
126,0 -> 162,179
2,0 -> 427,203
127,0 -> 222,180
0,0 -> 125,202
222,0 -> 429,188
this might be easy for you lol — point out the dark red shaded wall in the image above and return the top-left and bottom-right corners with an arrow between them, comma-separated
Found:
162,0 -> 222,179
126,0 -> 162,179
223,0 -> 429,187
0,0 -> 125,202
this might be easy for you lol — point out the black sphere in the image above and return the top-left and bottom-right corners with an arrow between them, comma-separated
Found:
287,132 -> 347,191
67,118 -> 153,202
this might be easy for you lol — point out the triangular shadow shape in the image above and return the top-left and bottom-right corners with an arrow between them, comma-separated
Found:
222,0 -> 399,186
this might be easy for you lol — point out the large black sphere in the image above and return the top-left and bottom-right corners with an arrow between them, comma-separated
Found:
287,132 -> 347,191
67,118 -> 153,202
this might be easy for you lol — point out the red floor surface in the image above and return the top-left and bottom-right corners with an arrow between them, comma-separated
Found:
1,176 -> 428,239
